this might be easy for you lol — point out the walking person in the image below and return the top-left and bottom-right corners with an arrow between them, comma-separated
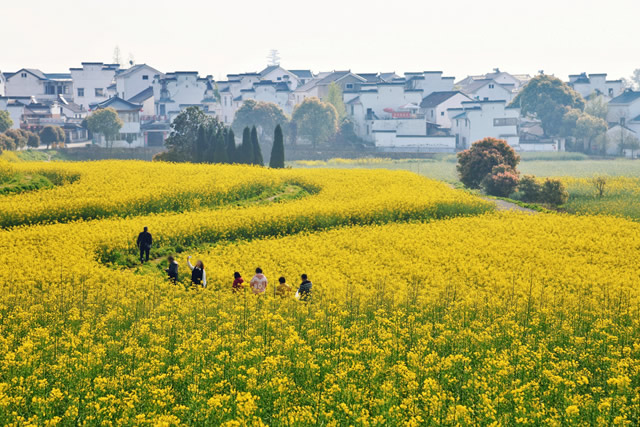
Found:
232,272 -> 245,293
136,226 -> 153,264
276,276 -> 292,298
187,256 -> 207,288
165,256 -> 179,284
250,267 -> 268,295
297,274 -> 312,301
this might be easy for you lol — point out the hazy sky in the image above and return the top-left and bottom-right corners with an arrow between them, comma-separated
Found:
2,0 -> 638,82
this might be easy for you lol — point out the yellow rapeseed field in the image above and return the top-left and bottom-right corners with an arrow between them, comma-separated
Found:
0,161 -> 638,425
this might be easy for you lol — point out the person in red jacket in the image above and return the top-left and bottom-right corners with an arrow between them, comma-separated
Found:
232,272 -> 245,293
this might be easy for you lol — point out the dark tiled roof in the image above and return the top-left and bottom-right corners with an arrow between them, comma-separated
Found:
290,70 -> 313,78
44,73 -> 72,80
420,91 -> 467,108
91,96 -> 142,111
128,87 -> 154,103
609,90 -> 640,105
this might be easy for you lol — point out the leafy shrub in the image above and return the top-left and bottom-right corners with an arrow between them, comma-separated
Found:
481,164 -> 520,197
540,178 -> 568,206
518,175 -> 542,203
457,137 -> 520,188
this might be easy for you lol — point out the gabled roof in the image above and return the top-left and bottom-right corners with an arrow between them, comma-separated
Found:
60,101 -> 86,114
128,87 -> 154,103
460,78 -> 494,93
356,73 -> 381,82
259,65 -> 280,77
609,90 -> 640,105
420,91 -> 469,108
289,70 -> 313,78
91,96 -> 142,111
8,68 -> 48,80
117,64 -> 163,78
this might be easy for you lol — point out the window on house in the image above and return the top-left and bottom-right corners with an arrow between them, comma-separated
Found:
64,86 -> 69,94
483,97 -> 489,101
493,118 -> 518,127
77,88 -> 85,97
489,84 -> 495,89
431,111 -> 434,117
45,85 -> 56,95
609,88 -> 614,97
346,83 -> 354,89
277,77 -> 282,81
441,111 -> 445,116
95,88 -> 104,97
57,86 -> 63,94
142,75 -> 149,80
620,117 -> 626,125
21,72 -> 27,78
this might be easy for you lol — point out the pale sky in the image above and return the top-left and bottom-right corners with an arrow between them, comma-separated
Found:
2,0 -> 638,82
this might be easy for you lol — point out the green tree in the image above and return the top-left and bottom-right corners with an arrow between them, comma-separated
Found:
40,126 -> 65,149
240,127 -> 254,164
511,74 -> 585,136
251,126 -> 264,166
325,82 -> 347,120
26,131 -> 40,148
291,97 -> 338,147
162,106 -> 224,163
213,129 -> 229,164
0,111 -> 13,133
457,137 -> 520,189
576,114 -> 607,154
86,108 -> 123,149
4,129 -> 28,149
0,133 -> 15,151
232,100 -> 289,142
269,124 -> 285,168
195,124 -> 209,163
226,129 -> 236,163
584,94 -> 608,120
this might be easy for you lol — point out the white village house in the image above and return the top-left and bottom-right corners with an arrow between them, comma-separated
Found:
568,73 -> 623,100
70,62 -> 120,110
4,69 -> 73,101
448,100 -> 521,149
90,96 -> 143,148
419,91 -> 471,129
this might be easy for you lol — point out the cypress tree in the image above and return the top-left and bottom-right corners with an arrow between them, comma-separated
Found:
226,129 -> 236,164
251,126 -> 264,166
213,129 -> 228,163
241,127 -> 254,164
205,124 -> 216,163
195,124 -> 208,163
269,124 -> 285,168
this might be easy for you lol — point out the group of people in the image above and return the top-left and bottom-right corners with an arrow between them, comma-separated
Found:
136,227 -> 313,300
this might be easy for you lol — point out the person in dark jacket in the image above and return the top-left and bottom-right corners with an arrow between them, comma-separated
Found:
187,256 -> 207,288
136,227 -> 153,264
165,256 -> 179,284
297,274 -> 312,301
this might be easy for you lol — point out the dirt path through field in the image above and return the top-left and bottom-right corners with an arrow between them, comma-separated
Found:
481,197 -> 538,214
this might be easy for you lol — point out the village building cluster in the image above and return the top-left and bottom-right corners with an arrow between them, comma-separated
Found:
0,62 -> 635,154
